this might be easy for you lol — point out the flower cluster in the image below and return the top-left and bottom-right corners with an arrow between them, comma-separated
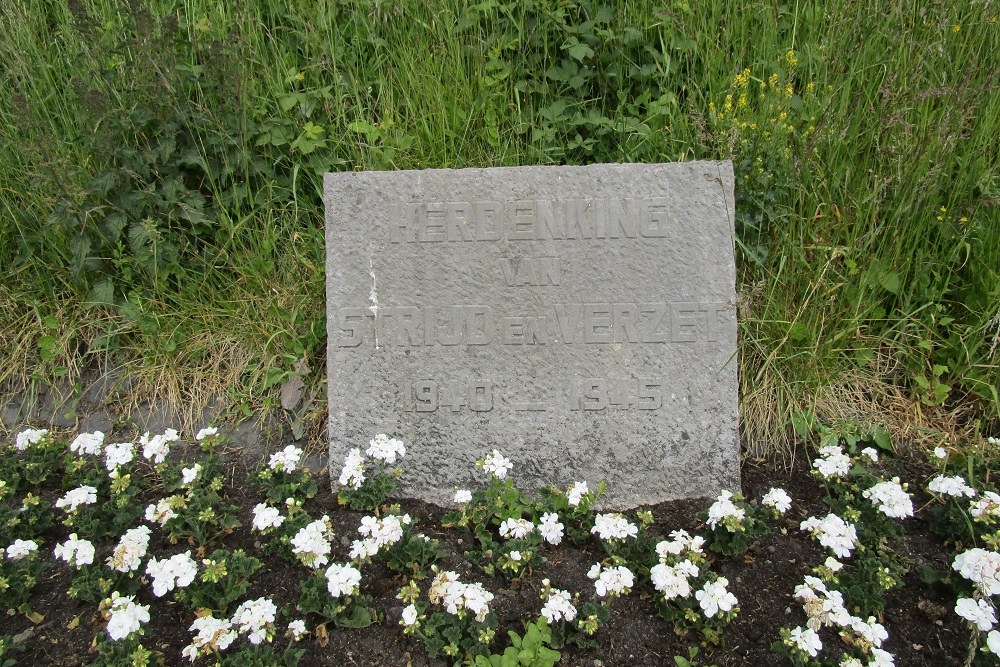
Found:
251,503 -> 285,533
269,445 -> 302,473
365,434 -> 406,464
14,428 -> 49,450
54,534 -> 95,567
800,514 -> 859,559
104,442 -> 135,473
812,445 -> 852,480
862,478 -> 914,519
587,563 -> 634,598
427,569 -> 495,622
146,551 -> 198,597
498,517 -> 534,540
70,431 -> 104,456
705,490 -> 746,531
591,513 -> 638,541
104,592 -> 151,641
539,581 -> 577,623
761,487 -> 792,515
927,474 -> 977,498
351,513 -> 411,560
140,429 -> 179,465
291,516 -> 334,568
108,525 -> 152,573
325,562 -> 363,598
480,449 -> 513,480
56,485 -> 98,514
695,577 -> 738,618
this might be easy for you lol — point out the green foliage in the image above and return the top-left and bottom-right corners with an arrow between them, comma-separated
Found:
255,467 -> 318,505
474,618 -> 561,667
176,549 -> 262,614
68,565 -> 138,605
296,572 -> 373,628
383,532 -> 443,579
0,634 -> 24,667
534,481 -> 604,545
158,456 -> 241,546
88,634 -> 159,667
216,645 -> 304,667
0,492 -> 53,547
0,554 -> 48,613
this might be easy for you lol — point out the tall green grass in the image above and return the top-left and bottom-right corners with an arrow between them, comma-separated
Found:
1,0 -> 996,451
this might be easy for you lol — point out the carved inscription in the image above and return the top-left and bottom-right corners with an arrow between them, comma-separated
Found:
336,302 -> 727,348
390,198 -> 675,243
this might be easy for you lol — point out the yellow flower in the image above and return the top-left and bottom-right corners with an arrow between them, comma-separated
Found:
786,50 -> 798,67
769,73 -> 779,88
778,111 -> 789,121
952,24 -> 961,32
785,84 -> 794,97
806,82 -> 815,92
738,94 -> 748,108
959,216 -> 968,224
734,68 -> 751,88
940,206 -> 948,212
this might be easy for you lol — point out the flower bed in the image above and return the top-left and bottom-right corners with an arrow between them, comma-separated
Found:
0,426 -> 994,665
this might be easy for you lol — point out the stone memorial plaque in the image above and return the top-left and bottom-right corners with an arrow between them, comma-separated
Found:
325,162 -> 739,507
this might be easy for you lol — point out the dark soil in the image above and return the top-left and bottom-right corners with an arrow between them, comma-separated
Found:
0,450 -> 971,666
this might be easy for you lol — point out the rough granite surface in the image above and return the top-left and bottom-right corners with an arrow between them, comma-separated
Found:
325,162 -> 739,507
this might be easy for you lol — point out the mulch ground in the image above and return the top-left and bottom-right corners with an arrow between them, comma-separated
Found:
0,450 -> 970,666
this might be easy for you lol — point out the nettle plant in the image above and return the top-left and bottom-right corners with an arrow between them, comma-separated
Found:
336,434 -> 407,511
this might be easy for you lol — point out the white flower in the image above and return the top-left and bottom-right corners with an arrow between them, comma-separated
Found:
292,516 -> 333,568
14,428 -> 48,450
104,442 -> 135,472
184,614 -> 237,662
868,647 -> 895,667
499,518 -> 534,540
252,503 -> 285,532
593,565 -> 634,597
146,551 -> 198,597
366,434 -> 406,464
509,550 -> 522,562
824,556 -> 843,572
955,597 -> 997,631
541,589 -> 577,623
988,630 -> 1000,656
350,538 -> 379,561
269,445 -> 303,473
338,448 -> 366,488
401,604 -> 419,626
794,576 -> 850,630
108,526 -> 152,573
591,513 -> 638,541
860,447 -> 879,462
181,464 -> 201,485
696,577 -> 737,618
812,445 -> 852,479
705,489 -> 746,529
6,539 -> 38,560
454,489 -> 473,504
800,514 -> 859,558
140,428 -> 179,464
232,597 -> 277,644
195,427 -> 218,441
325,562 -> 362,597
847,615 -> 888,648
538,512 -> 564,545
56,486 -> 98,513
567,481 -> 589,507
762,487 -> 792,514
586,563 -> 602,580
145,497 -> 178,526
54,534 -> 95,567
70,431 -> 104,456
288,619 -> 307,640
953,548 -> 1000,596
482,449 -> 513,479
862,478 -> 913,519
651,561 -> 697,600
105,593 -> 150,641
928,474 -> 976,498
788,626 -> 822,657
656,530 -> 704,558
933,446 -> 948,459
970,492 -> 1000,519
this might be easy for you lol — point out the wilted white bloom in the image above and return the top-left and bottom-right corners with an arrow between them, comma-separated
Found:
933,446 -> 948,460
787,626 -> 822,657
800,514 -> 859,558
401,604 -> 419,627
269,445 -> 303,473
140,428 -> 179,464
104,442 -> 135,472
366,434 -> 406,464
105,593 -> 150,641
108,525 -> 152,572
928,474 -> 976,498
287,619 -> 307,640
591,513 -> 638,541
292,516 -> 334,568
195,426 -> 218,441
181,464 -> 201,486
762,487 -> 792,514
567,481 -> 589,507
146,551 -> 198,597
970,492 -> 1000,520
656,529 -> 705,558
232,597 -> 277,644
862,478 -> 913,519
145,497 -> 178,526
14,428 -> 49,450
794,576 -> 850,630
541,588 -> 577,623
860,447 -> 879,462
955,597 -> 997,631
482,449 -> 513,479
953,548 -> 1000,596
454,489 -> 473,504
183,614 -> 237,662
499,517 -> 534,540
252,503 -> 285,532
70,431 -> 105,456
592,564 -> 634,597
868,647 -> 895,667
6,539 -> 38,560
54,534 -> 95,567
538,512 -> 564,545
812,445 -> 852,479
56,485 -> 98,513
651,560 -> 698,600
847,615 -> 888,648
338,448 -> 366,489
705,489 -> 746,529
696,577 -> 737,618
